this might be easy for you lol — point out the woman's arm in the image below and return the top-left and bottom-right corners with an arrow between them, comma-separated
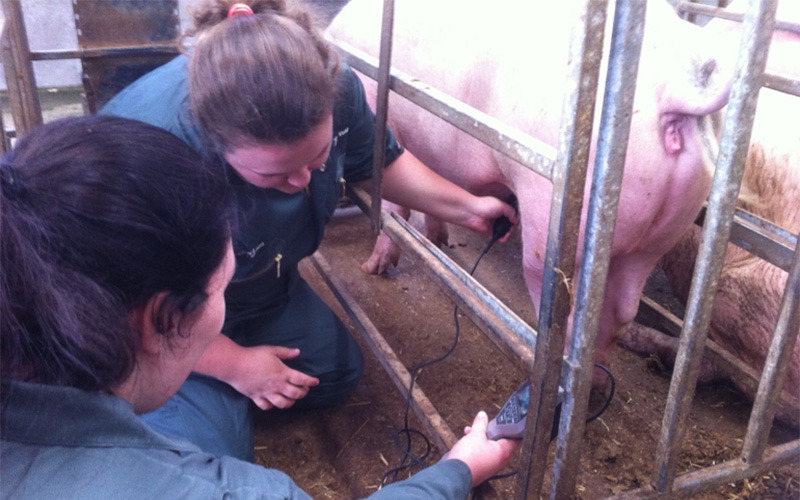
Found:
362,411 -> 519,500
356,150 -> 517,238
193,335 -> 320,410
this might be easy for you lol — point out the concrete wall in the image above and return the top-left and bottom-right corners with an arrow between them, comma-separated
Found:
0,0 -> 195,91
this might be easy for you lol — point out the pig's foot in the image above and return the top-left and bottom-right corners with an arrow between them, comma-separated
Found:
619,322 -> 723,383
362,231 -> 401,275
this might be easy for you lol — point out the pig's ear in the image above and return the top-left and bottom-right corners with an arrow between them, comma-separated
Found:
654,21 -> 734,117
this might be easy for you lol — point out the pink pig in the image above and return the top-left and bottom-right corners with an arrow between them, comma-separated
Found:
327,0 -> 731,382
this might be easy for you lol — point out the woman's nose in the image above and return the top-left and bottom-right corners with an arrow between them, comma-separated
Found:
287,167 -> 313,189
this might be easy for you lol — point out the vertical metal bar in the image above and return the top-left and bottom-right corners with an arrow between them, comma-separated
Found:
551,2 -> 646,498
513,2 -> 608,499
742,237 -> 800,462
653,0 -> 778,491
1,0 -> 42,137
369,0 -> 394,235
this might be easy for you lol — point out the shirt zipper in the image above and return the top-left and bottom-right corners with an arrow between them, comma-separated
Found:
274,253 -> 282,278
230,252 -> 284,283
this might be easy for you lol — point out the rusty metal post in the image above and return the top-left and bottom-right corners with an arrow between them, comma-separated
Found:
368,0 -> 394,235
552,2 -> 646,498
653,0 -> 778,492
1,0 -> 42,137
514,2 -> 608,499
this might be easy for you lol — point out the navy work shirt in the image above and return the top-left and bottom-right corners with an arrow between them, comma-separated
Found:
102,55 -> 404,328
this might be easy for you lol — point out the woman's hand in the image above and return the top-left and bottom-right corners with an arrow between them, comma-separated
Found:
371,150 -> 518,241
442,411 -> 519,487
458,195 -> 518,241
227,345 -> 320,410
193,335 -> 319,410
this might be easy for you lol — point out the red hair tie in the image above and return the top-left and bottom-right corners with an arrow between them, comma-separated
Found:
227,3 -> 254,18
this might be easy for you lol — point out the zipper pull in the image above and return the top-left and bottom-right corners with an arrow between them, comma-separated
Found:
274,253 -> 282,278
340,178 -> 346,199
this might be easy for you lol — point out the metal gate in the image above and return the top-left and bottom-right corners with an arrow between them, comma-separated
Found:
333,1 -> 799,498
1,0 -> 798,499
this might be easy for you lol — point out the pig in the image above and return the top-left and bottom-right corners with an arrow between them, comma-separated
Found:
621,5 -> 800,427
327,0 -> 732,385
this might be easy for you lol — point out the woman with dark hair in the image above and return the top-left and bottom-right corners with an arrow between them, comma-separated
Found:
102,0 -> 518,462
0,115 -> 516,499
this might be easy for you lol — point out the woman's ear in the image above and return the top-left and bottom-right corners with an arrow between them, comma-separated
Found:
133,292 -> 172,356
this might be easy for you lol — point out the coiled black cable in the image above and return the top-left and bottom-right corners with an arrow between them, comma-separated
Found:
380,195 -> 616,488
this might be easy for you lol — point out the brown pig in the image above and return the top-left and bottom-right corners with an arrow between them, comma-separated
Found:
623,5 -> 800,427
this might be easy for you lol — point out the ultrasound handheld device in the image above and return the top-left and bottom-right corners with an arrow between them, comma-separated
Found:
486,380 -> 564,440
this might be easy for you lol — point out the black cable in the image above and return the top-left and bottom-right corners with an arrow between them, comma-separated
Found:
586,363 -> 616,423
478,362 -> 616,491
381,217 -> 618,487
378,194 -> 622,491
381,208 -> 513,487
380,304 -> 460,486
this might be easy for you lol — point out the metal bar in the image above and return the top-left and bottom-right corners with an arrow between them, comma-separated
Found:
368,0 -> 394,235
347,184 -> 538,375
607,439 -> 799,499
696,204 -> 797,272
514,2 -> 609,499
307,251 -> 458,451
635,295 -> 683,337
763,72 -> 800,98
333,41 -> 556,181
742,236 -> 800,461
654,0 -> 778,491
1,0 -> 42,136
553,3 -> 646,499
344,190 -> 524,500
675,1 -> 800,33
390,213 -> 539,369
28,45 -> 179,61
634,296 -> 800,423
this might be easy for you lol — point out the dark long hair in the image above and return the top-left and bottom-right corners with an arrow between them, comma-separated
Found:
0,115 -> 233,392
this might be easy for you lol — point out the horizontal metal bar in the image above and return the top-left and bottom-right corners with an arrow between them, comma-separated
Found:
346,185 -> 540,374
675,2 -> 800,33
634,295 -> 800,422
605,438 -> 799,499
29,45 -> 179,61
696,204 -> 797,272
763,72 -> 800,97
307,251 -> 458,451
333,40 -> 556,181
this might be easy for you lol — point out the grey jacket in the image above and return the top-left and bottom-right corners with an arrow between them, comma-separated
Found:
1,380 -> 472,500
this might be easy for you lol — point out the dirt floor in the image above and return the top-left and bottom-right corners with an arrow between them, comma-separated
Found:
252,207 -> 800,500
